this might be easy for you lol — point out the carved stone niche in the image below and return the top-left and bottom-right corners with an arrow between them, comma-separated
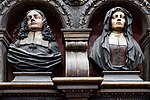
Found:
62,28 -> 92,77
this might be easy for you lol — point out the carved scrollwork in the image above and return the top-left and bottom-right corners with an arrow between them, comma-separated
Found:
63,0 -> 88,6
66,41 -> 88,50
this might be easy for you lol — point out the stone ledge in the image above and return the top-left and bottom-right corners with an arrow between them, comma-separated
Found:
53,77 -> 103,85
12,72 -> 53,83
103,71 -> 143,82
101,81 -> 150,89
0,82 -> 54,88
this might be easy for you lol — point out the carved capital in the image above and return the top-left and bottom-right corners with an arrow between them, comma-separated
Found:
63,28 -> 91,41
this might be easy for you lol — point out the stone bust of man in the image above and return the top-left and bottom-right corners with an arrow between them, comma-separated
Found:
89,7 -> 144,71
7,9 -> 62,72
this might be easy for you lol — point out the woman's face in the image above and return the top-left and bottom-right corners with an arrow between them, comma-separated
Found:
27,10 -> 43,31
111,11 -> 126,31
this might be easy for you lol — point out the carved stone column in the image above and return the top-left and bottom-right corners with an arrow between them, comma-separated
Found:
140,28 -> 150,81
62,28 -> 91,77
0,29 -> 9,82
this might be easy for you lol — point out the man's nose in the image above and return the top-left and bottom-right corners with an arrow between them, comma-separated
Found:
31,17 -> 35,22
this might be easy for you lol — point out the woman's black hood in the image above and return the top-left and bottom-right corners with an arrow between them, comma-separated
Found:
103,7 -> 133,36
89,7 -> 144,71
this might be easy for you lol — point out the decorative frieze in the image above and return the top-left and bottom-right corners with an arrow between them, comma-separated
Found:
63,0 -> 88,6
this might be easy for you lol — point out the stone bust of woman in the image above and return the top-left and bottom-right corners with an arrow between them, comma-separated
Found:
7,9 -> 62,71
89,7 -> 144,71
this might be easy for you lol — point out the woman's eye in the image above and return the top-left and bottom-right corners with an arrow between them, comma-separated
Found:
120,15 -> 125,18
115,15 -> 118,18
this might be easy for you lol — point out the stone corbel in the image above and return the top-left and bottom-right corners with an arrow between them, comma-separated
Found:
62,28 -> 92,77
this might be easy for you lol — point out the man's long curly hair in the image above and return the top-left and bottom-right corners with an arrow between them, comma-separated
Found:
17,9 -> 55,41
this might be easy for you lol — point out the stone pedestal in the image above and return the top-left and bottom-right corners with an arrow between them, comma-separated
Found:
12,72 -> 53,84
53,77 -> 103,100
103,71 -> 143,82
62,28 -> 92,77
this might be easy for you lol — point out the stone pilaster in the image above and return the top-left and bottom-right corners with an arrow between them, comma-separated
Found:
62,28 -> 91,77
140,28 -> 150,81
0,29 -> 9,82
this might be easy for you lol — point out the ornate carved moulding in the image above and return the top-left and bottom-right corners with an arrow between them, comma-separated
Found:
63,0 -> 88,6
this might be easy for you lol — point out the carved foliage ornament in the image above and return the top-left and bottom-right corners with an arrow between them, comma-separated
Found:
63,0 -> 88,6
141,0 -> 150,14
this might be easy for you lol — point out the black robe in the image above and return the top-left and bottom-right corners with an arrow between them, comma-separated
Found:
7,41 -> 62,72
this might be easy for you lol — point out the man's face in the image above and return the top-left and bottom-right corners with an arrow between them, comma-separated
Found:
27,10 -> 43,31
111,11 -> 126,31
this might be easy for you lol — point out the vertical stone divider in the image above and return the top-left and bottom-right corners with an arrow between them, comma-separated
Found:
62,28 -> 92,77
0,29 -> 10,82
140,28 -> 150,81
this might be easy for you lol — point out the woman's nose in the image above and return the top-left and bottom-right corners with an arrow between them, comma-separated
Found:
117,18 -> 121,21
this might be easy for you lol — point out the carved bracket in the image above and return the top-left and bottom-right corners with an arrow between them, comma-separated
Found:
62,28 -> 91,77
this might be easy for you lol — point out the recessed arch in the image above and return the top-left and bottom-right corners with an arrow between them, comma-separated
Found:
88,1 -> 149,46
87,1 -> 149,76
1,0 -> 66,79
1,0 -> 66,38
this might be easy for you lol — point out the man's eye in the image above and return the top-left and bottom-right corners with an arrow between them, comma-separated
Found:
34,15 -> 40,19
34,16 -> 38,19
27,16 -> 32,20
